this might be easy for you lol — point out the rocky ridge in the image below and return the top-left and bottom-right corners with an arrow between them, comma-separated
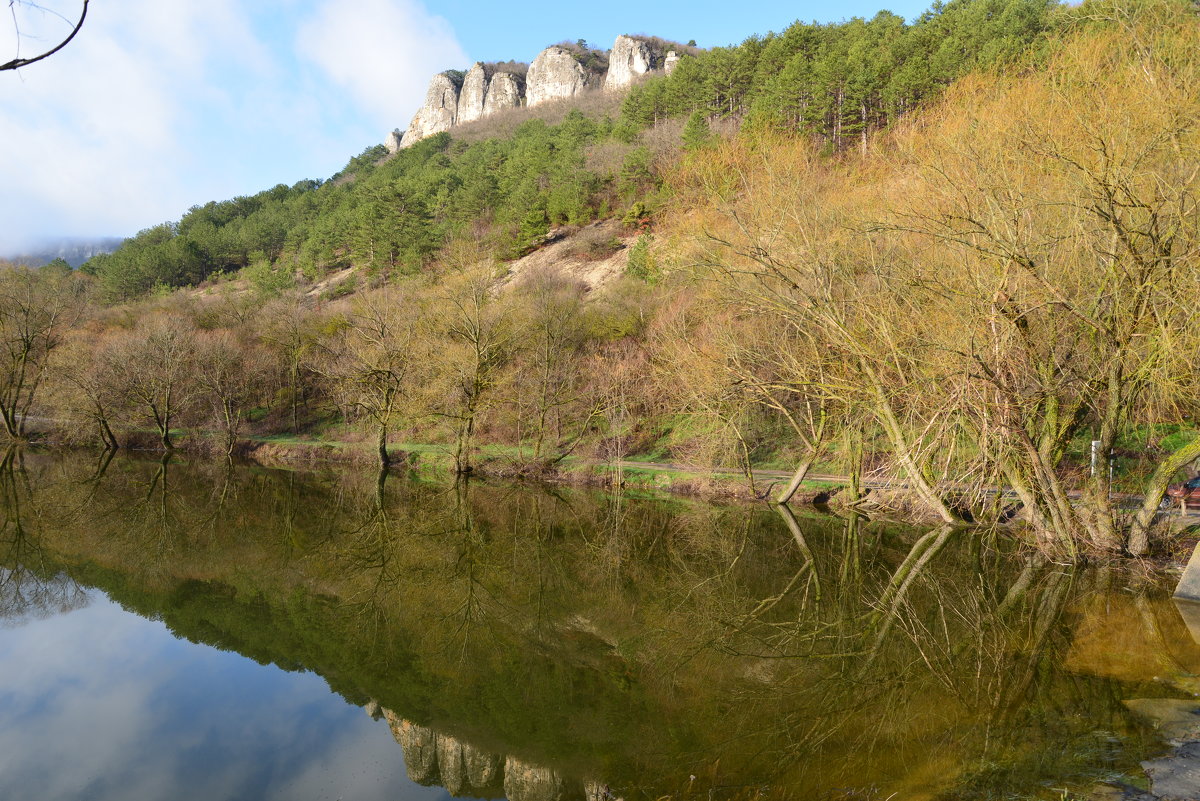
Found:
390,35 -> 684,149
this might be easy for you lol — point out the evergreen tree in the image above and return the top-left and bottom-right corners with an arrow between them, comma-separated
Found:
682,111 -> 714,151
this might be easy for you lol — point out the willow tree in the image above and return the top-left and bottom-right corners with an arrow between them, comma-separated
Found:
884,2 -> 1200,554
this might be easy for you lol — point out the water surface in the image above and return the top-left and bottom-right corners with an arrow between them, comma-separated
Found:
0,451 -> 1193,800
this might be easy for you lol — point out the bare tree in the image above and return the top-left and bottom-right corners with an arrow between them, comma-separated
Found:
2,0 -> 88,72
104,317 -> 197,450
194,330 -> 268,461
313,289 -> 422,468
0,265 -> 83,439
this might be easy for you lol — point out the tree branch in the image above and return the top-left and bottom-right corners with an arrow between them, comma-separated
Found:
1,0 -> 87,72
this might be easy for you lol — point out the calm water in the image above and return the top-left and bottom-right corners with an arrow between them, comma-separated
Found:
0,451 -> 1194,801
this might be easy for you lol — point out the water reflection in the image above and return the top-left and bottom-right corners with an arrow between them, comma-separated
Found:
0,451 -> 1191,800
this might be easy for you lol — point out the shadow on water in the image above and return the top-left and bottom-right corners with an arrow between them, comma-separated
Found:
0,449 -> 1194,800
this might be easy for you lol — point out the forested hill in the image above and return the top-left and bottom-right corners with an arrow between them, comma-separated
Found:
80,0 -> 1058,301
0,0 -> 1195,561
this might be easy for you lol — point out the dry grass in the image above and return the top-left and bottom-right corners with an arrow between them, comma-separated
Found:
450,88 -> 627,143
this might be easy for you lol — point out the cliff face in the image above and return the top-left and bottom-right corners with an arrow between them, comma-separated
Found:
526,46 -> 592,107
403,72 -> 462,144
458,63 -> 490,124
604,36 -> 655,91
392,33 -> 681,149
484,71 -> 523,115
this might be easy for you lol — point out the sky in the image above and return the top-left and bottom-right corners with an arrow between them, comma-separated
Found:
0,0 -> 930,253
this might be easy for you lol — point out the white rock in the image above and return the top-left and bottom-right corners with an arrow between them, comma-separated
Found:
484,72 -> 523,116
605,35 -> 654,90
384,129 -> 404,153
458,63 -> 489,124
403,71 -> 461,145
526,46 -> 590,107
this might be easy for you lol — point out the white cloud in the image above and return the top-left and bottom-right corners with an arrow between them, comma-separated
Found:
296,0 -> 468,131
0,1 -> 464,255
0,0 -> 274,251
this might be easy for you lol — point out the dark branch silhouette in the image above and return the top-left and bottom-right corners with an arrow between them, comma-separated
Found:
1,0 -> 87,72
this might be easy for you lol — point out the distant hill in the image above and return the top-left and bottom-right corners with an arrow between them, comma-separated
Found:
4,237 -> 125,268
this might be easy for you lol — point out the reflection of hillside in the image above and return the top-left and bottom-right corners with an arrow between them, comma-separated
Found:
0,452 -> 1185,799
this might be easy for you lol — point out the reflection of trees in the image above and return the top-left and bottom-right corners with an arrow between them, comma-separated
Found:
0,453 -> 1178,801
0,448 -> 89,625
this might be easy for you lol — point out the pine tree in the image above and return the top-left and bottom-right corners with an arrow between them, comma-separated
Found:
682,111 -> 713,151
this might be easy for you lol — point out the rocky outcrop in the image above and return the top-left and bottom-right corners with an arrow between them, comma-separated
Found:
384,129 -> 404,154
484,71 -> 523,116
458,63 -> 490,124
390,32 -> 686,148
403,71 -> 462,144
526,46 -> 591,107
604,36 -> 655,90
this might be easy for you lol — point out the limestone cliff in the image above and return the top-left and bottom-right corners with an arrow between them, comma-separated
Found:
526,46 -> 592,107
390,32 -> 688,149
484,71 -> 524,116
457,63 -> 490,124
403,71 -> 462,144
604,36 -> 655,91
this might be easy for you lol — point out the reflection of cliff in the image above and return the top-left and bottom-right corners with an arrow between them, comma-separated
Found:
382,712 -> 616,801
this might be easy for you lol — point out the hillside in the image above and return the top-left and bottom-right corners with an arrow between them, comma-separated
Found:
0,0 -> 1196,559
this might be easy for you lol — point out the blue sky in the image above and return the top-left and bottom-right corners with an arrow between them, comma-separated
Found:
0,0 -> 930,252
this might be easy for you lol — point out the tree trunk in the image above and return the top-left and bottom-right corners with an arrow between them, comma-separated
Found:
99,416 -> 119,451
1127,435 -> 1200,555
377,422 -> 390,468
865,367 -> 961,524
776,457 -> 814,505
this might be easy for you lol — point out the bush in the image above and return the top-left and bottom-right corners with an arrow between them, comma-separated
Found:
626,234 -> 658,281
568,226 -> 623,261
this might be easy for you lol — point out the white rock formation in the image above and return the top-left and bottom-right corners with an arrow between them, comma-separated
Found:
384,129 -> 404,154
484,72 -> 523,115
526,46 -> 590,107
664,51 -> 681,75
403,71 -> 461,145
604,35 -> 654,90
458,63 -> 489,124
